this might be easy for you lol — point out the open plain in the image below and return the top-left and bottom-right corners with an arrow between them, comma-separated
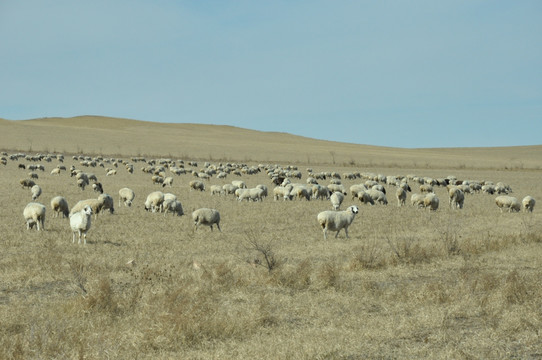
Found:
1,116 -> 541,359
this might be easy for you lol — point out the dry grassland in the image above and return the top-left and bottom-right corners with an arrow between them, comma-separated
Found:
1,117 -> 542,359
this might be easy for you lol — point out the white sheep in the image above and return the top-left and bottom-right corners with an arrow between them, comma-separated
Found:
330,191 -> 345,210
423,193 -> 439,211
50,196 -> 69,218
222,184 -> 238,195
312,184 -> 330,200
210,185 -> 224,196
192,208 -> 221,231
357,190 -> 375,205
144,191 -> 165,212
20,178 -> 36,189
290,185 -> 311,201
238,187 -> 265,202
420,184 -> 433,194
231,180 -> 247,189
396,187 -> 407,206
163,200 -> 184,216
189,180 -> 205,192
366,188 -> 388,205
98,194 -> 115,214
273,185 -> 293,201
449,187 -> 465,209
317,205 -> 359,240
522,196 -> 536,213
350,184 -> 368,200
70,204 -> 93,244
118,187 -> 135,207
162,176 -> 174,187
495,195 -> 521,213
411,193 -> 425,208
31,184 -> 42,201
23,202 -> 46,231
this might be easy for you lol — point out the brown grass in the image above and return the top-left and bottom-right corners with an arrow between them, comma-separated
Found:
0,116 -> 541,359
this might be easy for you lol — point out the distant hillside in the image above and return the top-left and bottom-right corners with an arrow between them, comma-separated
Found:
1,116 -> 541,170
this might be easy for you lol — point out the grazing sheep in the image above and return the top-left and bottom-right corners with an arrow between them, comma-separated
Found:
231,180 -> 247,189
367,188 -> 388,205
222,184 -> 238,195
31,184 -> 42,201
312,184 -> 330,200
256,184 -> 268,198
330,191 -> 345,210
192,208 -> 221,231
290,185 -> 311,201
162,176 -> 174,187
92,182 -> 104,194
77,178 -> 87,191
482,184 -> 495,195
411,193 -> 425,208
357,190 -> 375,205
327,183 -> 347,195
449,187 -> 465,209
118,187 -> 135,207
238,187 -> 265,202
144,191 -> 165,212
396,187 -> 407,206
20,178 -> 36,189
152,175 -> 164,185
317,205 -> 359,240
210,185 -> 224,196
350,184 -> 368,200
106,169 -> 117,176
495,195 -> 521,213
28,172 -> 39,179
423,193 -> 439,211
522,196 -> 536,213
70,205 -> 93,244
163,200 -> 184,216
50,196 -> 70,218
23,202 -> 46,231
420,184 -> 433,194
98,194 -> 115,214
70,199 -> 103,219
273,185 -> 293,201
189,180 -> 205,192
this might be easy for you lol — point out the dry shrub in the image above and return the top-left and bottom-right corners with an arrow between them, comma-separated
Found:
273,259 -> 313,290
317,262 -> 340,289
83,277 -> 119,315
502,270 -> 530,305
349,238 -> 387,270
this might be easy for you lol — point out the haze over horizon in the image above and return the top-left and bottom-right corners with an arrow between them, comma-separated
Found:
1,1 -> 540,148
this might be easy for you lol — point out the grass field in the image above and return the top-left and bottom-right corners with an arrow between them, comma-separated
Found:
1,116 -> 541,359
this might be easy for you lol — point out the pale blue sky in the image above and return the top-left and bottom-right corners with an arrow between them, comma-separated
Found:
1,1 -> 540,148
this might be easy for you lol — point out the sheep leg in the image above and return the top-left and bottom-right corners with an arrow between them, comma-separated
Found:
216,223 -> 221,232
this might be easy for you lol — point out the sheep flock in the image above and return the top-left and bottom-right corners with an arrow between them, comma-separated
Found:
2,151 -> 538,246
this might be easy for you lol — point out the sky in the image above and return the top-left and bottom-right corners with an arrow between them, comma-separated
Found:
1,1 -> 541,148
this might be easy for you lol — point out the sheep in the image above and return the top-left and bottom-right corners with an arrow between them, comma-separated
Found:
495,195 -> 521,213
231,180 -> 247,189
350,184 -> 368,200
522,196 -> 536,213
20,178 -> 36,189
98,194 -> 115,214
152,175 -> 164,185
256,184 -> 268,198
366,188 -> 388,205
144,191 -> 165,212
23,202 -> 46,231
222,183 -> 238,195
330,191 -> 345,210
420,184 -> 433,194
411,193 -> 425,208
70,205 -> 93,244
70,199 -> 103,219
482,185 -> 495,195
192,208 -> 221,231
273,185 -> 293,201
189,180 -> 205,192
118,187 -> 135,207
28,172 -> 39,179
92,182 -> 104,194
163,200 -> 184,216
317,205 -> 359,240
449,187 -> 465,209
238,187 -> 265,202
423,193 -> 439,211
106,169 -> 117,176
312,184 -> 330,200
396,187 -> 407,206
77,178 -> 87,191
290,185 -> 311,201
50,196 -> 70,218
31,184 -> 42,201
327,183 -> 347,195
357,190 -> 375,205
162,176 -> 174,187
210,185 -> 224,196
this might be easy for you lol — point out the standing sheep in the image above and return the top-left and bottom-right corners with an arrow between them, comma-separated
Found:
192,208 -> 221,231
23,202 -> 46,231
98,194 -> 115,214
31,184 -> 42,201
449,187 -> 465,209
522,196 -> 536,213
163,200 -> 184,216
495,195 -> 521,213
396,187 -> 407,206
118,187 -> 135,207
189,180 -> 205,192
423,193 -> 439,211
330,191 -> 345,210
50,196 -> 69,218
70,205 -> 93,244
317,205 -> 359,240
145,191 -> 165,212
